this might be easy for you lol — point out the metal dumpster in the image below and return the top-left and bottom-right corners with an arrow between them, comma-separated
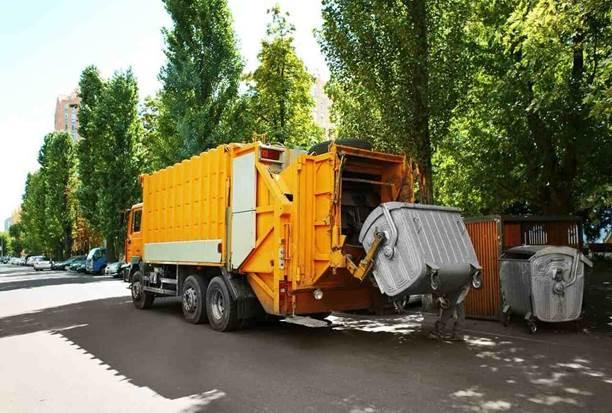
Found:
500,245 -> 592,333
359,202 -> 481,298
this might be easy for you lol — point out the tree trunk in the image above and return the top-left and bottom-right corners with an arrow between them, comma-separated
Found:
407,0 -> 434,204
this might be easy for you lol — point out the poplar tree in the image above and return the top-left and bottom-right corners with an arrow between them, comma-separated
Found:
158,0 -> 243,163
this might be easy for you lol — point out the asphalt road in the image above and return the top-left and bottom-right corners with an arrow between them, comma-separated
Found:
1,264 -> 611,413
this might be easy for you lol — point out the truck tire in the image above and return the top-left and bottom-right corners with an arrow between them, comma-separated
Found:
182,275 -> 209,324
131,271 -> 154,309
206,276 -> 239,332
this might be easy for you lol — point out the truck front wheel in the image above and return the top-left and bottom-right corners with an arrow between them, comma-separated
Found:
182,275 -> 209,324
131,271 -> 154,309
206,276 -> 238,332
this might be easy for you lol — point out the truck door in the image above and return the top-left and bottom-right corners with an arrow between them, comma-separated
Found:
127,207 -> 143,262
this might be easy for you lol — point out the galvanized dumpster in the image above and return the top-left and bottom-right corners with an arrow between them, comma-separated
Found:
359,202 -> 481,298
500,245 -> 592,333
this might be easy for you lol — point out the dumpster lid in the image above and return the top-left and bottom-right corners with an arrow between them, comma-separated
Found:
502,245 -> 593,267
502,245 -> 547,259
531,246 -> 593,267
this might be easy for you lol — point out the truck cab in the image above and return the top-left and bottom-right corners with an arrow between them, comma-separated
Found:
85,247 -> 107,274
124,203 -> 144,280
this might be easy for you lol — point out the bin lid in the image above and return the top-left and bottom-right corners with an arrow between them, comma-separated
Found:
502,245 -> 593,267
501,245 -> 547,259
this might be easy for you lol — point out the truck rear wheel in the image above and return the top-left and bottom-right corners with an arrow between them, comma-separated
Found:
182,275 -> 209,324
206,276 -> 239,332
131,271 -> 154,309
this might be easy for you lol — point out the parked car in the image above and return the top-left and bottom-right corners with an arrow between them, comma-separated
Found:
85,247 -> 107,275
17,257 -> 26,265
33,257 -> 53,271
68,256 -> 87,272
104,261 -> 125,277
0,256 -> 10,264
26,255 -> 44,266
51,255 -> 85,271
9,257 -> 20,265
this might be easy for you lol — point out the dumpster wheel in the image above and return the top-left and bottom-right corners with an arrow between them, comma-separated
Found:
527,319 -> 538,334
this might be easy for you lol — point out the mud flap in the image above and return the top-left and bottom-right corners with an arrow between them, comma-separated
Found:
220,268 -> 263,320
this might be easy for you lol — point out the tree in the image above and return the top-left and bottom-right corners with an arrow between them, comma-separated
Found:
319,0 -> 473,203
94,70 -> 144,259
158,0 -> 243,163
38,132 -> 75,258
238,6 -> 322,146
75,66 -> 144,259
77,66 -> 105,231
8,223 -> 23,256
20,171 -> 46,255
0,232 -> 12,257
434,0 -> 611,233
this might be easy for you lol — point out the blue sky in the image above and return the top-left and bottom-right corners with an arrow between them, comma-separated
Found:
0,0 -> 327,222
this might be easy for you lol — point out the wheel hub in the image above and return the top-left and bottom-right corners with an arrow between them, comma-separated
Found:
131,281 -> 142,300
183,287 -> 197,313
211,289 -> 225,321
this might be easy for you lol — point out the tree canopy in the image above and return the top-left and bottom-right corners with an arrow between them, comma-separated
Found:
157,0 -> 243,163
241,6 -> 323,146
319,0 -> 473,202
434,0 -> 612,234
76,67 -> 144,259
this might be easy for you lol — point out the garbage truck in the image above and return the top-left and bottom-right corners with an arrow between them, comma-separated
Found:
125,141 -> 481,331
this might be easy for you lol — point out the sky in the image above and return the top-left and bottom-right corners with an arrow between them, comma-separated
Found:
0,0 -> 327,223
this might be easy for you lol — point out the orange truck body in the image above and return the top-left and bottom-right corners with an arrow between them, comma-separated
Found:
126,142 -> 406,316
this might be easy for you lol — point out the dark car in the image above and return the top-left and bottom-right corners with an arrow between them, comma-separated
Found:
52,255 -> 85,271
68,257 -> 87,272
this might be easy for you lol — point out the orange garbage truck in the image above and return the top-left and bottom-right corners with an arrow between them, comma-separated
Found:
125,141 -> 481,331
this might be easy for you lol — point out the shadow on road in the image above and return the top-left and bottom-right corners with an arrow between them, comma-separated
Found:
1,293 -> 611,412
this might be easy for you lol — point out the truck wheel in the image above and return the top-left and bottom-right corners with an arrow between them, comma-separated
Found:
206,276 -> 238,332
131,271 -> 154,309
182,275 -> 209,324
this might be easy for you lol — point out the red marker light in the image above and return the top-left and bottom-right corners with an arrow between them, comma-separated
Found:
260,148 -> 282,161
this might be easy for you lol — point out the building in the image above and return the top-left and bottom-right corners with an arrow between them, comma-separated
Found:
312,77 -> 334,139
4,208 -> 21,232
54,90 -> 80,142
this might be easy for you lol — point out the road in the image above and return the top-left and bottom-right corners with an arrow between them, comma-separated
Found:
0,264 -> 611,413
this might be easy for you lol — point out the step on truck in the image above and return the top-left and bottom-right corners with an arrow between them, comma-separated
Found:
125,141 -> 481,331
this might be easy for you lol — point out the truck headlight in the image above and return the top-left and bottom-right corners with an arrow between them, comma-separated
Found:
313,289 -> 323,300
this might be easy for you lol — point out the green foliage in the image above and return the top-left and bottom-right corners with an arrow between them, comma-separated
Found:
233,6 -> 322,146
18,132 -> 75,258
8,223 -> 23,256
0,231 -> 12,256
39,132 -> 75,258
20,171 -> 46,255
157,0 -> 243,163
319,0 -> 474,202
140,94 -> 175,171
76,67 -> 144,258
77,66 -> 105,231
434,0 -> 612,235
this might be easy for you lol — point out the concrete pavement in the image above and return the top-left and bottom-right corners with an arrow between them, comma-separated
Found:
0,264 -> 611,412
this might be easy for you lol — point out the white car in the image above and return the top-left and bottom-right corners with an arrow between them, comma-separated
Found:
33,257 -> 52,271
26,255 -> 43,266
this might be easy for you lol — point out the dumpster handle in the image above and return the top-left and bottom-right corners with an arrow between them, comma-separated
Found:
381,204 -> 398,258
563,249 -> 580,289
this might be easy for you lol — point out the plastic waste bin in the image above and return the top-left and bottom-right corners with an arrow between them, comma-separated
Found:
359,202 -> 481,299
500,245 -> 592,333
